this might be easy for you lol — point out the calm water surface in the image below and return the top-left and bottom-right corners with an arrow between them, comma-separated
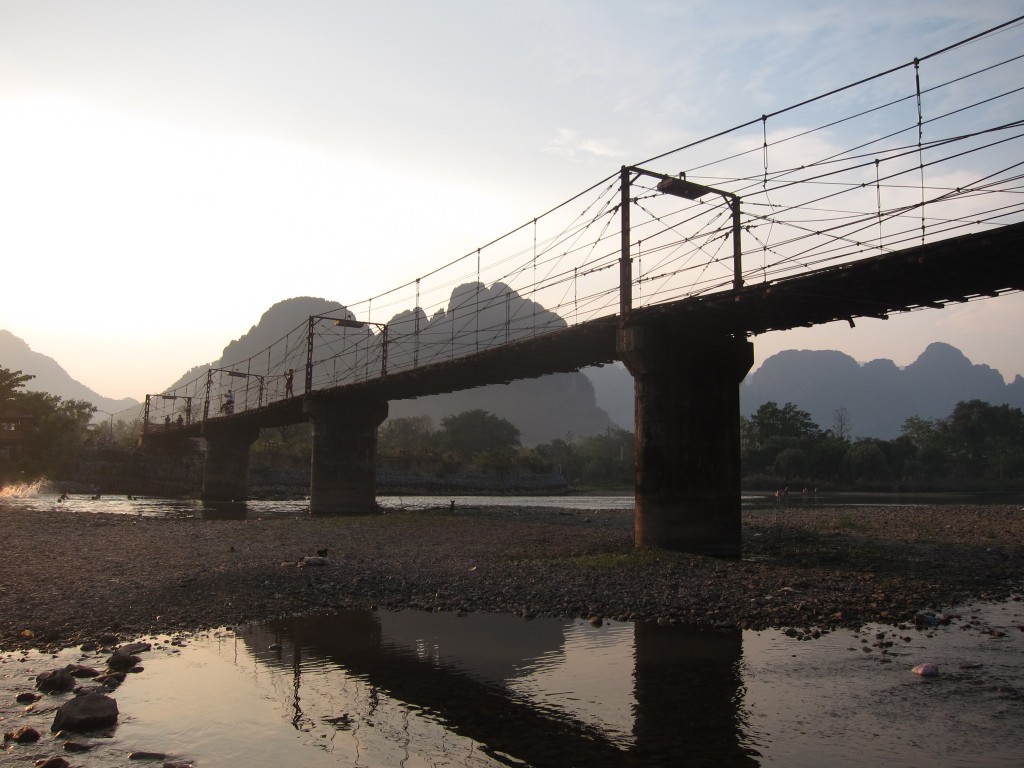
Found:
0,490 -> 635,518
3,605 -> 1023,767
4,485 -> 1019,518
2,489 -> 1023,766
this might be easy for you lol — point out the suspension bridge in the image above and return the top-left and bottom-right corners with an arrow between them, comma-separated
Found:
140,18 -> 1024,555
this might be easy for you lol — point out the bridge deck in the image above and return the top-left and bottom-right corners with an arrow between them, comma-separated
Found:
637,222 -> 1024,335
148,221 -> 1024,438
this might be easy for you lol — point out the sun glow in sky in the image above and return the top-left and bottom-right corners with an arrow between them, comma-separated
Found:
1,1 -> 1022,399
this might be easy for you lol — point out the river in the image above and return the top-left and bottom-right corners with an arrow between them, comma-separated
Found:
1,491 -> 1022,766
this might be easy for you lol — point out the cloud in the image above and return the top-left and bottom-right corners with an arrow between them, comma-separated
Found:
542,129 -> 622,162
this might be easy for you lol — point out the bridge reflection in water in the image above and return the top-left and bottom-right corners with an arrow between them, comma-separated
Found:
233,610 -> 758,767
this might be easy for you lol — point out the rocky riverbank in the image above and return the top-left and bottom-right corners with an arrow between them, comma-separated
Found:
1,502 -> 1022,652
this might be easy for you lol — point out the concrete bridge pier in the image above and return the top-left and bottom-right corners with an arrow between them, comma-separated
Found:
618,325 -> 754,557
138,431 -> 198,496
201,424 -> 261,502
304,397 -> 389,515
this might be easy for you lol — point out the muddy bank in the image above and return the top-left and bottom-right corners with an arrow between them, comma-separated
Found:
1,503 -> 1022,652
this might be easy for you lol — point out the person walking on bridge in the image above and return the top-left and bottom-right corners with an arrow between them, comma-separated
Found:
285,368 -> 294,398
223,389 -> 235,415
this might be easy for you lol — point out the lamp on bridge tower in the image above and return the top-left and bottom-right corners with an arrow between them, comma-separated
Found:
332,317 -> 388,376
656,174 -> 743,292
305,315 -> 389,394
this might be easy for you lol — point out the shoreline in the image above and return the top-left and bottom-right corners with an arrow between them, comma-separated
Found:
1,502 -> 1022,652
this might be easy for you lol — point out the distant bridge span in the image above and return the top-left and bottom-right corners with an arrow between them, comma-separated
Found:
157,220 -> 1023,424
341,220 -> 1024,398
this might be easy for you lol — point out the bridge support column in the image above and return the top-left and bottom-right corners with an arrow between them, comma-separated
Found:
619,325 -> 753,557
304,397 -> 389,515
201,425 -> 260,502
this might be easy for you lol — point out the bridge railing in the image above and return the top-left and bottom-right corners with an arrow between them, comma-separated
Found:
142,18 -> 1024,431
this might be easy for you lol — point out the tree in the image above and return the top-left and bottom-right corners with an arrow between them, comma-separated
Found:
742,401 -> 824,478
533,437 -> 575,477
378,415 -> 436,456
900,415 -> 937,449
573,428 -> 634,486
842,439 -> 892,484
5,390 -> 95,481
806,431 -> 849,482
742,401 -> 820,450
0,368 -> 35,409
938,400 -> 1024,480
899,415 -> 945,482
774,447 -> 809,479
532,429 -> 634,487
437,410 -> 520,462
1,366 -> 99,483
250,423 -> 312,469
831,407 -> 852,441
898,402 -> 1024,483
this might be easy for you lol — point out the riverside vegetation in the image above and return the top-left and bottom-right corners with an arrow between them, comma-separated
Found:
3,361 -> 1023,494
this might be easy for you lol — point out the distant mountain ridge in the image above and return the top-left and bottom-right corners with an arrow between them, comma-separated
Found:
8,313 -> 1019,443
740,342 -> 1024,439
0,330 -> 140,420
164,296 -> 342,393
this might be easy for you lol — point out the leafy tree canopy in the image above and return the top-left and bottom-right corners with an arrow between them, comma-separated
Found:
1,366 -> 96,482
0,368 -> 35,409
438,409 -> 520,461
742,401 -> 820,450
379,415 -> 435,456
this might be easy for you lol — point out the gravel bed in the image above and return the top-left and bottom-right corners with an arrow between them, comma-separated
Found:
1,503 -> 1022,652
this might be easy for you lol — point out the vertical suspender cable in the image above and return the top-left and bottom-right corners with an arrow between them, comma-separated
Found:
636,240 -> 642,308
414,278 -> 420,368
914,57 -> 926,244
761,115 -> 772,281
532,219 -> 537,334
875,158 -> 883,254
476,248 -> 480,352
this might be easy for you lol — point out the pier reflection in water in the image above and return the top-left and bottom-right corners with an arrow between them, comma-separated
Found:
96,599 -> 1024,767
233,611 -> 757,767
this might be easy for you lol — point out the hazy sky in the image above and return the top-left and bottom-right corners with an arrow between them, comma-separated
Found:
1,1 -> 1022,400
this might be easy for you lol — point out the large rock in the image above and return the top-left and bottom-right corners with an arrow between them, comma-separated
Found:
51,693 -> 119,733
118,641 -> 152,655
65,664 -> 101,679
36,668 -> 76,693
4,725 -> 41,743
106,650 -> 141,671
